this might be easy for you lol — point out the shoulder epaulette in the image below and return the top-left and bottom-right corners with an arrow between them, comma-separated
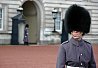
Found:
61,40 -> 69,45
84,40 -> 91,44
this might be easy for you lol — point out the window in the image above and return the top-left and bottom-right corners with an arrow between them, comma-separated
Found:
0,8 -> 3,30
0,4 -> 8,32
55,12 -> 62,32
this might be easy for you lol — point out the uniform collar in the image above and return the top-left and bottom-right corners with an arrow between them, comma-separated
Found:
70,37 -> 84,46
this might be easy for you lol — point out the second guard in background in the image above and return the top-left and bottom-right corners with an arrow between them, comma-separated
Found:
23,24 -> 29,45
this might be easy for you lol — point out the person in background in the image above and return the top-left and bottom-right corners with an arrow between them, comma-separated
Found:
23,24 -> 29,45
56,4 -> 96,68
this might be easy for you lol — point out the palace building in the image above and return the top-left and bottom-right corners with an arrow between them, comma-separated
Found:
0,0 -> 98,45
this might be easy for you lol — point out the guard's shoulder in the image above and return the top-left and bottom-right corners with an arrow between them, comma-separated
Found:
84,40 -> 91,44
61,40 -> 69,45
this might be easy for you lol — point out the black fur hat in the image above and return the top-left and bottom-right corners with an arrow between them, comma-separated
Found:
25,24 -> 29,28
65,4 -> 91,34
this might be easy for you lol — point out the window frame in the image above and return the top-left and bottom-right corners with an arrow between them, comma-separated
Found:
0,4 -> 8,33
0,8 -> 3,30
55,11 -> 62,33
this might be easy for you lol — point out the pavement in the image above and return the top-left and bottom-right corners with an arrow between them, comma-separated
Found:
0,44 -> 98,68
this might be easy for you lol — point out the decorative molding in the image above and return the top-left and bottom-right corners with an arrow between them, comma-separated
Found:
91,0 -> 98,2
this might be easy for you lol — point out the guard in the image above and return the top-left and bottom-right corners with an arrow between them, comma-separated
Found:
23,24 -> 29,45
56,4 -> 96,68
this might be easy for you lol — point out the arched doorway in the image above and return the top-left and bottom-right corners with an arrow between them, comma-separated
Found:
22,1 -> 39,44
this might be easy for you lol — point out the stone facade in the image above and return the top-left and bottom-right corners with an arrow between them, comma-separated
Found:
0,0 -> 98,45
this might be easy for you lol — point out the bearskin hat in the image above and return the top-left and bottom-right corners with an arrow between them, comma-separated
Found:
64,4 -> 91,34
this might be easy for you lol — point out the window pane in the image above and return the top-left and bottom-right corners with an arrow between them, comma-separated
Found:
55,20 -> 60,29
0,19 -> 1,28
0,14 -> 2,18
0,9 -> 2,13
55,12 -> 61,30
0,8 -> 2,29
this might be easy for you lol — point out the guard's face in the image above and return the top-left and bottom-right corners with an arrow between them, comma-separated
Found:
71,31 -> 83,40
